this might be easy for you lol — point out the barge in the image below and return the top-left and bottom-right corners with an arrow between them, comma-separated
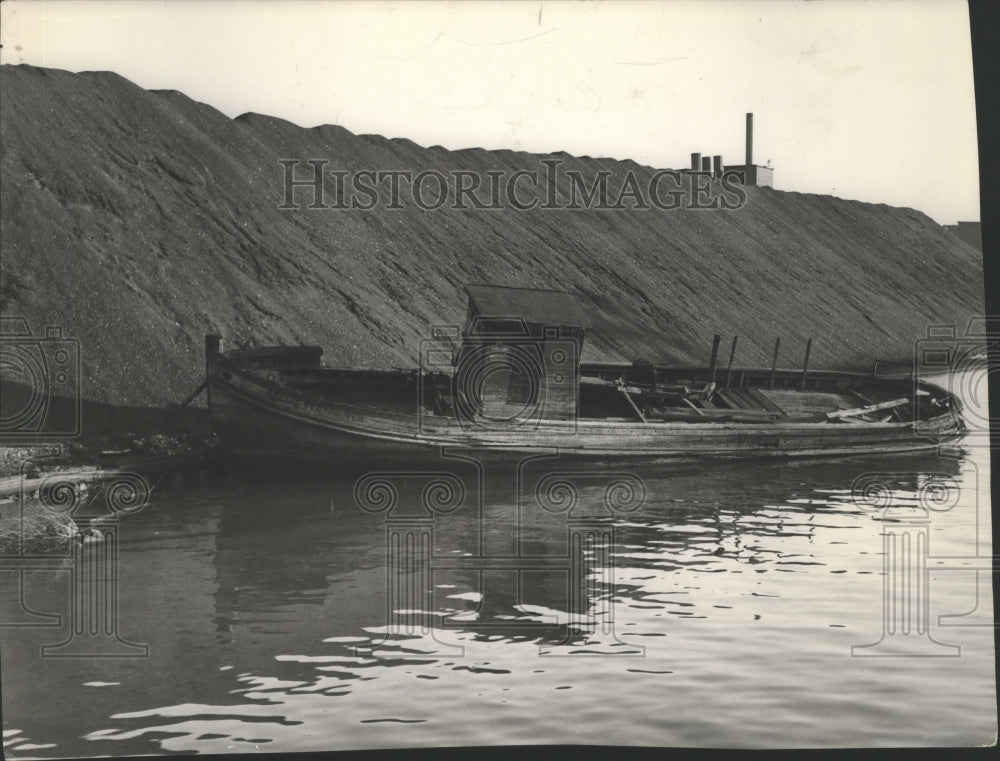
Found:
204,285 -> 965,464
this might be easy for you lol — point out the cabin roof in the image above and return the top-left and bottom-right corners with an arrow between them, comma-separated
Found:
464,284 -> 591,329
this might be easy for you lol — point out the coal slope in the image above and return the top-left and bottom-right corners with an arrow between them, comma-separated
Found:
0,64 -> 984,413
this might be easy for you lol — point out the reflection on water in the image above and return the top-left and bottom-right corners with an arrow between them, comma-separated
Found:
1,382 -> 995,754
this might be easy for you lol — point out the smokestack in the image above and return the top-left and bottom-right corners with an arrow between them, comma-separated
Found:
701,156 -> 711,172
746,112 -> 754,167
691,152 -> 701,171
713,155 -> 723,178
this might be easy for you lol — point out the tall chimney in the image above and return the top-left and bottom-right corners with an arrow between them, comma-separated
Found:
691,152 -> 701,171
713,155 -> 723,178
745,112 -> 754,167
701,156 -> 711,172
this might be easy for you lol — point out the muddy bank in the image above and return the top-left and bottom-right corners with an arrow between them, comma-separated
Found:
0,432 -> 220,553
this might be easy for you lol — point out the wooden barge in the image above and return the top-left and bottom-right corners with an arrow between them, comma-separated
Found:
204,285 -> 965,464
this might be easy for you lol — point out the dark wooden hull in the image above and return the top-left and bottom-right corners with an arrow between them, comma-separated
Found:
206,346 -> 966,466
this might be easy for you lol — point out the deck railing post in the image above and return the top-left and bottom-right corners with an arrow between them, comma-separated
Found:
799,338 -> 813,390
708,334 -> 722,385
769,337 -> 781,389
725,336 -> 738,388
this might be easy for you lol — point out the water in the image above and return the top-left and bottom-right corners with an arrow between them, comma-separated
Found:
2,373 -> 995,755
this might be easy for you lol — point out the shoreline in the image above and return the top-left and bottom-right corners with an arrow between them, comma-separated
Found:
0,360 -> 987,480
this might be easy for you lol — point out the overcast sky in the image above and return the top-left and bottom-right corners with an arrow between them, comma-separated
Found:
0,0 -> 980,224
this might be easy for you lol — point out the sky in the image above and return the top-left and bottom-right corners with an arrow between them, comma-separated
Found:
0,0 -> 981,224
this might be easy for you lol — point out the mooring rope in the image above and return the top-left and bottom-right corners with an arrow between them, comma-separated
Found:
157,379 -> 208,430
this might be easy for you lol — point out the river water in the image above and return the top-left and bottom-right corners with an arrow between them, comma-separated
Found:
1,371 -> 995,754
